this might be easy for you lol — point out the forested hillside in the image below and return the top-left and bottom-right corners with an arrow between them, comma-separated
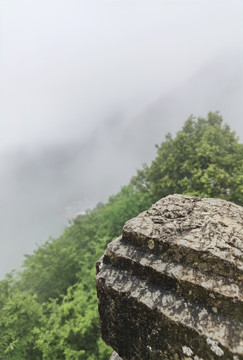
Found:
0,112 -> 242,359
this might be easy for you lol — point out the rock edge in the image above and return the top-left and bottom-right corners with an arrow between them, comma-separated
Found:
96,195 -> 243,360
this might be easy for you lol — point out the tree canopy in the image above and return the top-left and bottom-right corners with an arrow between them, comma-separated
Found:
137,112 -> 243,205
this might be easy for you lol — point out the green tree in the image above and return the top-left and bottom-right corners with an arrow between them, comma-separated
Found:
100,183 -> 151,239
0,276 -> 43,360
146,112 -> 243,205
33,280 -> 106,360
20,234 -> 81,303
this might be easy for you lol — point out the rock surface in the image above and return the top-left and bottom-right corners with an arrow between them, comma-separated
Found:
109,352 -> 122,360
96,195 -> 243,360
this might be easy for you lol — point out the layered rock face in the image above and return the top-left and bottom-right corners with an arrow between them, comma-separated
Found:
96,195 -> 243,360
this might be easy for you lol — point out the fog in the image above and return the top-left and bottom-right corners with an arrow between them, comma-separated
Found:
0,0 -> 243,278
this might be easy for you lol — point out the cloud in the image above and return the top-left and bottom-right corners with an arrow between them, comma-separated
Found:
0,0 -> 242,277
1,0 -> 242,151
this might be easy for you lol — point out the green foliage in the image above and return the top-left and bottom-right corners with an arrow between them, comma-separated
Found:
21,236 -> 79,302
33,279 -> 102,360
0,276 -> 43,359
147,112 -> 243,205
0,112 -> 242,359
100,183 -> 152,238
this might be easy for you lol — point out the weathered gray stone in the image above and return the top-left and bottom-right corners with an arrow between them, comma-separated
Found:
96,195 -> 243,360
110,351 -> 123,360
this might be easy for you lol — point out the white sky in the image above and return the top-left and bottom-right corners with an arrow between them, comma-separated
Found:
1,0 -> 243,152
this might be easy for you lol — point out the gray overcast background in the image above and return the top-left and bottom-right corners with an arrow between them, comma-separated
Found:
0,0 -> 243,278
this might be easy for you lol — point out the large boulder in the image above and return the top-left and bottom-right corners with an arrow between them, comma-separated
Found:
96,195 -> 243,359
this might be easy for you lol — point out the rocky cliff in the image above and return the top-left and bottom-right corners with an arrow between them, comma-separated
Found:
96,195 -> 243,360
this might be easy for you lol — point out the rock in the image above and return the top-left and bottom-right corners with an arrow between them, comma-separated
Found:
110,351 -> 123,360
96,195 -> 243,360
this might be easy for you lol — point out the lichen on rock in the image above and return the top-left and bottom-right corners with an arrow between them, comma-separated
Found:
96,195 -> 243,360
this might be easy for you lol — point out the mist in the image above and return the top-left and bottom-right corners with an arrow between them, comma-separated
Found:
0,0 -> 243,278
